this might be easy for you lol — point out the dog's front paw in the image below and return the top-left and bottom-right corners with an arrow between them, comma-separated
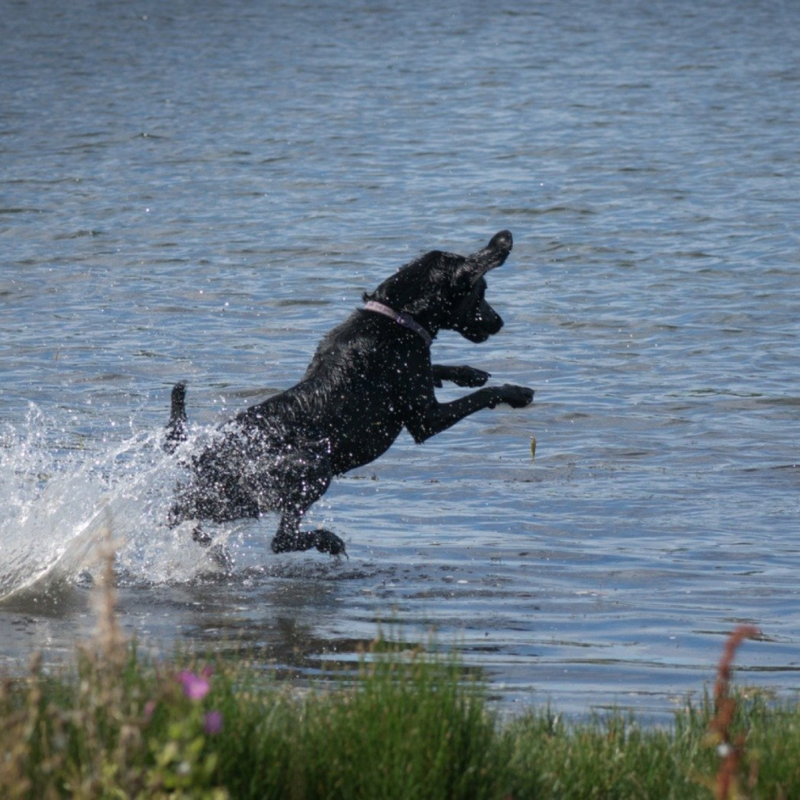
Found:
451,366 -> 491,387
492,384 -> 534,409
314,529 -> 349,559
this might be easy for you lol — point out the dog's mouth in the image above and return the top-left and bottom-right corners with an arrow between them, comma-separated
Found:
452,297 -> 504,343
458,319 -> 502,344
463,329 -> 490,344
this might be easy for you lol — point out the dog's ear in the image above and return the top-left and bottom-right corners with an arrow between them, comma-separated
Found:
455,230 -> 513,286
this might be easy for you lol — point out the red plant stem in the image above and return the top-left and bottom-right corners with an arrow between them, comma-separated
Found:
710,625 -> 761,800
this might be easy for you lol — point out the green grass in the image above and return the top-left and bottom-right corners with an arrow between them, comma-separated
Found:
3,637 -> 800,800
1,549 -> 797,798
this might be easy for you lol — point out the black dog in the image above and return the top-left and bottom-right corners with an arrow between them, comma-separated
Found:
165,231 -> 533,558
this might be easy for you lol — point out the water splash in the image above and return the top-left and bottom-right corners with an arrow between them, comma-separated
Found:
0,407 -> 228,600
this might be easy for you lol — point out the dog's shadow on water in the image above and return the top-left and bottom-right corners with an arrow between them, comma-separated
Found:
112,553 -> 403,674
0,546 -> 400,675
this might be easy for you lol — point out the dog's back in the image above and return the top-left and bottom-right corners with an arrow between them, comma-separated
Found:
237,309 -> 424,474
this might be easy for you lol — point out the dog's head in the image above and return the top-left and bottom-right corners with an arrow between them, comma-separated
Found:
365,230 -> 513,343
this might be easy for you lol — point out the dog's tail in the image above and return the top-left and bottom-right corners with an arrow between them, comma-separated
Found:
163,381 -> 188,454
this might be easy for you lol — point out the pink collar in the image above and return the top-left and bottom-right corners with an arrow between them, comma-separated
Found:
363,301 -> 432,346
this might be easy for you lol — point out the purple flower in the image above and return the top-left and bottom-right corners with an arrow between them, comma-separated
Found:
178,670 -> 211,701
204,710 -> 223,735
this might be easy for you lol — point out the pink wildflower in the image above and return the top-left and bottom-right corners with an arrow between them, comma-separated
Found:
178,670 -> 210,701
204,710 -> 223,735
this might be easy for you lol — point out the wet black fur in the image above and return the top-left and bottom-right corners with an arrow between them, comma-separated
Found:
164,231 -> 534,558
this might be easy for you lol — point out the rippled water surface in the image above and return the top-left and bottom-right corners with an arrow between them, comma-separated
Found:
2,0 -> 799,720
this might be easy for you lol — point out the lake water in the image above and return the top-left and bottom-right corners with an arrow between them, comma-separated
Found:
1,0 -> 798,722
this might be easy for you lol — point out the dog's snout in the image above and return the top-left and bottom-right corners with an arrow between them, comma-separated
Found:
486,308 -> 503,335
489,230 -> 513,254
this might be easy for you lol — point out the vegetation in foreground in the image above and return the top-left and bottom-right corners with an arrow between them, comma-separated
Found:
1,540 -> 798,799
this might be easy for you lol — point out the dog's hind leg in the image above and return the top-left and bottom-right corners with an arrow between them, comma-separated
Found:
272,510 -> 348,558
164,382 -> 188,453
191,525 -> 234,571
267,440 -> 347,558
166,494 -> 237,572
